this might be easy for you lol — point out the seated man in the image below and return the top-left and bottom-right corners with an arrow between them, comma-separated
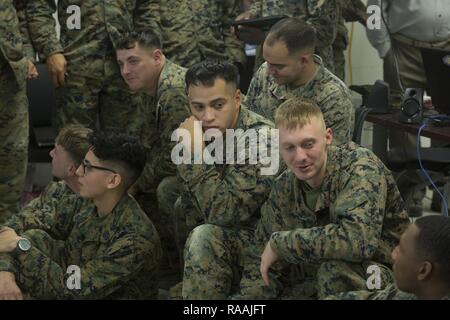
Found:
245,17 -> 354,145
330,215 -> 450,300
116,31 -> 190,271
0,131 -> 161,299
174,60 -> 278,299
236,98 -> 410,299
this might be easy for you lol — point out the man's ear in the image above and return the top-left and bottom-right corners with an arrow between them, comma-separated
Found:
153,49 -> 163,63
67,163 -> 78,177
107,173 -> 122,190
325,127 -> 333,146
417,261 -> 433,281
234,89 -> 241,109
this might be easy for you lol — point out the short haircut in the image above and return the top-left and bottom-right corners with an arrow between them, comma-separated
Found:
265,17 -> 317,55
415,215 -> 450,286
185,60 -> 239,90
116,31 -> 162,51
88,131 -> 146,190
55,125 -> 93,165
275,98 -> 325,130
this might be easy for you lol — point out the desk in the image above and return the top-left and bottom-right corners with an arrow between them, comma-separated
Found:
366,111 -> 450,215
365,111 -> 450,163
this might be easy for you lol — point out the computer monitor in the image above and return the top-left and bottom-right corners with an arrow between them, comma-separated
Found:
421,48 -> 450,115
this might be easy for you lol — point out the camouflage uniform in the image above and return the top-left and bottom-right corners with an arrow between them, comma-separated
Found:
236,142 -> 410,299
26,0 -> 161,134
0,0 -> 31,224
160,0 -> 245,69
329,283 -> 450,300
132,60 -> 190,271
0,190 -> 161,299
250,0 -> 338,73
245,56 -> 355,145
178,106 -> 277,299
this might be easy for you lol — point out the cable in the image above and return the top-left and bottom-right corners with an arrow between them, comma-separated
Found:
347,22 -> 354,85
416,122 -> 449,216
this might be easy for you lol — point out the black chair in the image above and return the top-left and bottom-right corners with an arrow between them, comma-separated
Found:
353,105 -> 372,145
27,63 -> 56,162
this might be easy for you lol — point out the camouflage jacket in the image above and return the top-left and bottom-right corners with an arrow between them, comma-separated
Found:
0,181 -> 90,274
249,0 -> 338,71
259,142 -> 410,266
0,0 -> 34,87
5,192 -> 161,299
161,0 -> 245,68
245,56 -> 355,145
328,283 -> 450,300
27,0 -> 161,64
177,106 -> 277,231
135,59 -> 190,192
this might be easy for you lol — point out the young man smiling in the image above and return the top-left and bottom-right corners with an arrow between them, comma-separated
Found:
0,131 -> 161,299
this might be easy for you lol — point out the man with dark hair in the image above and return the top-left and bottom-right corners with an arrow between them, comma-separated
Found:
0,131 -> 161,299
173,60 -> 277,299
116,31 -> 190,274
235,98 -> 409,299
330,215 -> 450,300
245,17 -> 354,146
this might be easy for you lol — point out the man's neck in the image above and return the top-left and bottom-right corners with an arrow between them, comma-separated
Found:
416,282 -> 450,300
93,191 -> 125,217
65,176 -> 81,194
292,60 -> 318,87
145,57 -> 166,97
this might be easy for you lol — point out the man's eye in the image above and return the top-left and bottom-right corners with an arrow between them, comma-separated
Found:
285,145 -> 295,151
129,59 -> 139,65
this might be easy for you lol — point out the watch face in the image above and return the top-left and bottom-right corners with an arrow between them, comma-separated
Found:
18,239 -> 32,252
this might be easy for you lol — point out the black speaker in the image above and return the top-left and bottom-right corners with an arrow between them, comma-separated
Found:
367,80 -> 390,113
398,88 -> 423,124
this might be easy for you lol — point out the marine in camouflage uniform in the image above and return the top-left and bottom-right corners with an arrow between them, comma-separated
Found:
245,57 -> 354,145
0,0 -> 32,224
236,142 -> 410,299
249,0 -> 338,73
26,0 -> 161,134
160,0 -> 245,69
132,60 -> 190,271
0,190 -> 161,299
178,106 -> 277,299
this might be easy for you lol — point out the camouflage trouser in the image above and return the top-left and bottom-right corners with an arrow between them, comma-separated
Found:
332,31 -> 348,81
136,176 -> 181,272
0,64 -> 28,224
53,56 -> 142,136
182,224 -> 253,299
16,229 -> 66,298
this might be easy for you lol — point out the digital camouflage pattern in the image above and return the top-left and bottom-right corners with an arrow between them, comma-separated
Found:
160,0 -> 245,68
1,193 -> 161,299
250,0 -> 338,72
26,0 -> 161,133
178,106 -> 277,299
0,0 -> 30,224
245,56 -> 354,145
327,283 -> 419,300
236,142 -> 410,299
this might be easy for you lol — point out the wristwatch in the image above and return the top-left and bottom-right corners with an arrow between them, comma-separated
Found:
14,238 -> 32,256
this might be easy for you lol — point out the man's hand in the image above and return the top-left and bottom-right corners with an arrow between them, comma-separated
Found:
46,53 -> 67,87
0,227 -> 21,253
179,116 -> 205,155
27,60 -> 39,80
260,240 -> 279,286
232,11 -> 267,45
0,272 -> 23,300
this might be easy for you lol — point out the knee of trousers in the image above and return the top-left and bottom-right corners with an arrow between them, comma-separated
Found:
185,224 -> 225,259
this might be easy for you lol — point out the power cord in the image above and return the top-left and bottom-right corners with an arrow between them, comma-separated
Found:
417,119 -> 449,216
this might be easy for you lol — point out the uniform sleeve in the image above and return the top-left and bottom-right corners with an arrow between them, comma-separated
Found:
318,85 -> 354,146
26,0 -> 63,60
134,0 -> 161,39
244,65 -> 266,116
365,0 -> 391,58
249,0 -> 261,17
223,0 -> 246,65
177,127 -> 275,229
306,0 -> 338,48
134,88 -> 190,191
15,0 -> 36,61
16,233 -> 156,299
270,159 -> 388,264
